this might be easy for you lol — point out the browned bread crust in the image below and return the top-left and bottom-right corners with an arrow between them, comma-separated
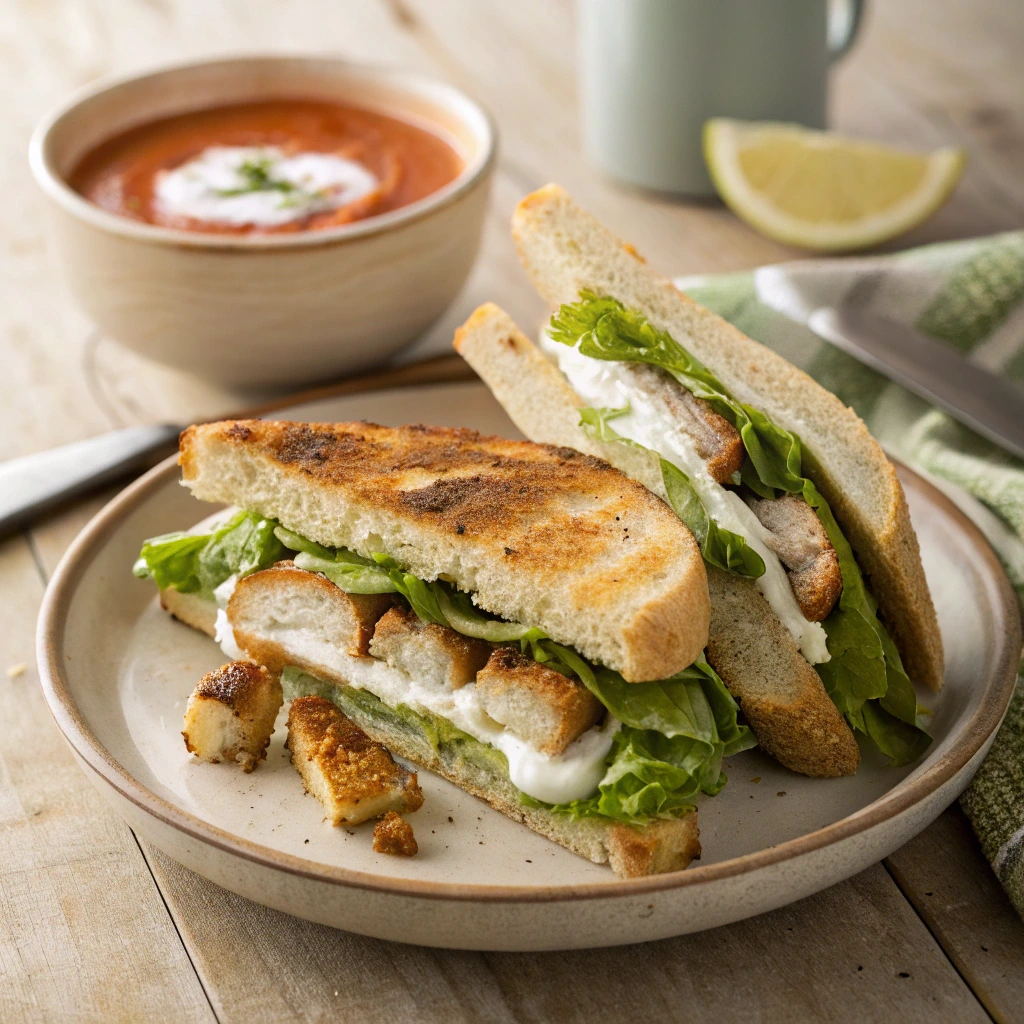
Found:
180,418 -> 709,682
511,184 -> 943,692
706,567 -> 860,777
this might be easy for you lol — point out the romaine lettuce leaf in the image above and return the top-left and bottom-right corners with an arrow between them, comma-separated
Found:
551,292 -> 931,765
133,510 -> 284,599
524,657 -> 755,822
579,405 -> 766,579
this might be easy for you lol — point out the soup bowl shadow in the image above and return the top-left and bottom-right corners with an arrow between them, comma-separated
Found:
29,55 -> 496,389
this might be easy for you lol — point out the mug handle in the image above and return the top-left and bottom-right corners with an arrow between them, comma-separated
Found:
828,0 -> 866,62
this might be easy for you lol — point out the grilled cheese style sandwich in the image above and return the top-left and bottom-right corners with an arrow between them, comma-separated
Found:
137,420 -> 749,877
455,185 -> 943,778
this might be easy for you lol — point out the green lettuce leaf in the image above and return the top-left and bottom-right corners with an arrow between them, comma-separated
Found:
524,657 -> 755,822
133,510 -> 284,599
579,405 -> 765,579
551,292 -> 931,765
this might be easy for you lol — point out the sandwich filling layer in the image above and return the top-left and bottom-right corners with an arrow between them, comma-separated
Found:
542,293 -> 930,766
135,510 -> 755,822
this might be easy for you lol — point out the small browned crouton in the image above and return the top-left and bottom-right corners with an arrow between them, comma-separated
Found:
373,811 -> 418,856
182,661 -> 283,772
369,605 -> 491,689
475,647 -> 603,756
228,562 -> 394,666
287,696 -> 424,825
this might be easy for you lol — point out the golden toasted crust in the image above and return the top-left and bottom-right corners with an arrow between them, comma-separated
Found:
512,184 -> 943,692
182,661 -> 283,772
475,646 -> 604,756
369,605 -> 491,688
286,696 -> 424,825
373,811 -> 418,856
180,418 -> 710,681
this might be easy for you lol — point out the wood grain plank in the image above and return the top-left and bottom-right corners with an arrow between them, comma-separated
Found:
0,527 -> 215,1024
886,807 -> 1024,1024
143,850 -> 991,1024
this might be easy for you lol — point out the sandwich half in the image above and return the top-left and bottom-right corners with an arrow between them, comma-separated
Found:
454,184 -> 942,778
134,419 -> 755,877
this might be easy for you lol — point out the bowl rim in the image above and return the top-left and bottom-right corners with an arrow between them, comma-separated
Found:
35,376 -> 1022,905
28,52 -> 498,251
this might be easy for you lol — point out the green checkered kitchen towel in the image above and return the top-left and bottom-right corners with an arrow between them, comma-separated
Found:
676,233 -> 1024,917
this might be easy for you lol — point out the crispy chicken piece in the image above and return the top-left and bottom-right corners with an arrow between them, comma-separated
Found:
287,696 -> 424,826
622,362 -> 744,484
475,646 -> 604,756
182,661 -> 283,772
746,494 -> 843,622
369,605 -> 491,689
373,811 -> 418,856
229,561 -> 394,665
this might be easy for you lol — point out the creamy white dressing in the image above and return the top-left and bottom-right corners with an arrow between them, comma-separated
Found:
154,145 -> 378,227
539,332 -> 830,665
212,587 -> 617,805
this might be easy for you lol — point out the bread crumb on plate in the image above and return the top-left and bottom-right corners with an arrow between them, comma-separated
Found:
373,811 -> 418,856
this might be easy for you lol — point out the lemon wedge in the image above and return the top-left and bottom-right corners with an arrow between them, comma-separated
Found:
703,119 -> 966,252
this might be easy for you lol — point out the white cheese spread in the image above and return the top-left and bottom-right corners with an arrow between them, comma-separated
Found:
251,620 -> 619,805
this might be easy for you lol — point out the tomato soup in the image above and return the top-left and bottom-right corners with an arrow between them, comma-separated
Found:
69,99 -> 464,234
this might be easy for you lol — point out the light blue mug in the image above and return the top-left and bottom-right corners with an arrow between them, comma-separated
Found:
579,0 -> 866,196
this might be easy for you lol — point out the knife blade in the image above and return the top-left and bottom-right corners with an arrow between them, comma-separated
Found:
808,305 -> 1024,461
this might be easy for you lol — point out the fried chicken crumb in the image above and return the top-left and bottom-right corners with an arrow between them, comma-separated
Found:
373,811 -> 418,856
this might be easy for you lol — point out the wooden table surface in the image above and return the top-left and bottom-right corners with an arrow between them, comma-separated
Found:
3,1 -> 1024,1021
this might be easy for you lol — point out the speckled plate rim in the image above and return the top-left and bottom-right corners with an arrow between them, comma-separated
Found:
36,376 -> 1021,906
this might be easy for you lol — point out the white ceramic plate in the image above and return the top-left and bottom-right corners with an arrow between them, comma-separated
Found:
38,380 -> 1021,951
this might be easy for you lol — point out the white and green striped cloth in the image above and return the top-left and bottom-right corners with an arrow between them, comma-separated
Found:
677,234 -> 1024,916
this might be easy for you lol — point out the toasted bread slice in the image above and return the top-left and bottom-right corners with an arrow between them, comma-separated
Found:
455,302 -> 860,777
510,184 -> 942,692
287,695 -> 424,825
180,419 -> 709,682
369,605 -> 491,689
475,646 -> 604,756
182,661 -> 283,772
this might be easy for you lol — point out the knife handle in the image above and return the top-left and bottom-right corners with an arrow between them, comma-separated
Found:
0,423 -> 181,539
